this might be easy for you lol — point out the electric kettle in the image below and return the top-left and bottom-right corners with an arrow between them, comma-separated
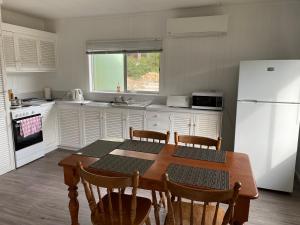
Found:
71,89 -> 84,101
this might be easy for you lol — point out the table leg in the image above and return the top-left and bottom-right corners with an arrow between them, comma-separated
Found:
64,166 -> 80,225
152,190 -> 160,225
232,197 -> 250,225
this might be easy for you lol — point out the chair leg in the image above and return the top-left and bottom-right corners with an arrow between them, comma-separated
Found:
159,191 -> 166,208
152,190 -> 160,225
145,217 -> 151,225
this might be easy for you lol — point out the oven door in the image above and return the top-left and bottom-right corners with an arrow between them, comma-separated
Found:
12,114 -> 43,151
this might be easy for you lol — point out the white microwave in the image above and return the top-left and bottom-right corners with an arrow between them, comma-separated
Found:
192,92 -> 223,111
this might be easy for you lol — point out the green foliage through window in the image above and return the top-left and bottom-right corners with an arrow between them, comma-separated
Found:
90,52 -> 160,93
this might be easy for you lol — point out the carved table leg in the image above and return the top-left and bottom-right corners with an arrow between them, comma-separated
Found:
152,190 -> 160,225
64,166 -> 80,225
232,196 -> 250,225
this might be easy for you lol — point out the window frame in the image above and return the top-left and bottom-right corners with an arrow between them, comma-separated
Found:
88,51 -> 161,94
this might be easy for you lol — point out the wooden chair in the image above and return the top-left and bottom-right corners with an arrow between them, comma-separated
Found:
129,127 -> 170,224
163,173 -> 241,225
77,162 -> 152,225
130,127 -> 170,144
174,132 -> 222,150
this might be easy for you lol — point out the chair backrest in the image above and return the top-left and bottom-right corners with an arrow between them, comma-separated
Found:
130,127 -> 170,144
164,173 -> 241,225
174,132 -> 222,150
77,162 -> 139,225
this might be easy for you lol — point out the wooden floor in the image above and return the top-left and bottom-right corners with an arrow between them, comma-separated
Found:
0,150 -> 299,225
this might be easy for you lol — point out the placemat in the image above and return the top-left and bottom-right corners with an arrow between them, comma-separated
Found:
76,140 -> 123,158
89,154 -> 154,175
173,146 -> 226,163
117,139 -> 165,154
167,164 -> 229,190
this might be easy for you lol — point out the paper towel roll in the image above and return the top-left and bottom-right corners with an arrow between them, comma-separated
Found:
44,87 -> 52,100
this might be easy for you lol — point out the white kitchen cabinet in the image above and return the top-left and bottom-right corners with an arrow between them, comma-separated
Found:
1,23 -> 57,72
41,103 -> 58,153
38,38 -> 57,70
0,111 -> 14,175
103,108 -> 125,139
16,33 -> 39,71
2,31 -> 17,72
125,109 -> 145,138
145,111 -> 171,133
58,105 -> 82,149
193,112 -> 222,139
0,15 -> 15,175
102,108 -> 145,139
82,107 -> 102,146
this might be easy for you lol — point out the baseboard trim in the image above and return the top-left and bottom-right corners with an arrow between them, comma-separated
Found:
58,145 -> 80,151
44,145 -> 58,154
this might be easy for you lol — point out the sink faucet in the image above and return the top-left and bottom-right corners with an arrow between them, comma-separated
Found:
114,96 -> 124,103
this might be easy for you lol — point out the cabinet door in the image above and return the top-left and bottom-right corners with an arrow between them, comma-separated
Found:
83,108 -> 101,146
172,113 -> 192,135
15,34 -> 39,71
58,106 -> 82,148
0,111 -> 14,175
38,39 -> 56,70
42,104 -> 58,153
104,109 -> 124,139
193,113 -> 222,139
125,110 -> 145,138
2,31 -> 17,72
171,112 -> 192,144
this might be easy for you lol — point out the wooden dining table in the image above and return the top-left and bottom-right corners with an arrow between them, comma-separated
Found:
58,141 -> 258,225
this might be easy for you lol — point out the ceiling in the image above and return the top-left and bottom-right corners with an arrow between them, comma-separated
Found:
1,0 -> 289,20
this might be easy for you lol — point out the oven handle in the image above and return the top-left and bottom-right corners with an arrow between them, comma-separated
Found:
13,114 -> 42,124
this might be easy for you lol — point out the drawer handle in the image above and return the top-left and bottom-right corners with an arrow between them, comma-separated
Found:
153,123 -> 158,126
153,114 -> 158,118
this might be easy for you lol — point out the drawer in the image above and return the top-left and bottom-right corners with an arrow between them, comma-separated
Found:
146,119 -> 171,133
146,111 -> 171,121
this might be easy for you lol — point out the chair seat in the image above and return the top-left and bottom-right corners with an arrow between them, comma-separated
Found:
98,192 -> 152,225
165,201 -> 225,225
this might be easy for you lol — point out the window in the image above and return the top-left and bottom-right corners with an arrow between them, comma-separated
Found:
89,52 -> 160,93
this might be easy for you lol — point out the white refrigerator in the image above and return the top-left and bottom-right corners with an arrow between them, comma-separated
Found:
234,60 -> 300,192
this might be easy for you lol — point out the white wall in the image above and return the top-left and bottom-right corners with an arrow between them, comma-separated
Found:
1,8 -> 47,30
52,1 -> 300,152
1,9 -> 55,96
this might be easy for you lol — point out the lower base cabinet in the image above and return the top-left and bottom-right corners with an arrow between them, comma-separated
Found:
57,104 -> 222,150
57,105 -> 82,149
42,103 -> 58,153
0,111 -> 14,175
82,107 -> 102,146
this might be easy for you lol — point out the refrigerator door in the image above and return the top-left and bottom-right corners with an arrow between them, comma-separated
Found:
238,60 -> 300,103
234,101 -> 300,192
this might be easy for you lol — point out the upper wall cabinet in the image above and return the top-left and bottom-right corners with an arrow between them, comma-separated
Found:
1,23 -> 57,72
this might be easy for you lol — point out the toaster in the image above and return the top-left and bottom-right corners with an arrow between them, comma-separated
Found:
167,96 -> 190,108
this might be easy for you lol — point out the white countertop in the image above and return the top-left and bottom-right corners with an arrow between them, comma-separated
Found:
54,100 -> 223,114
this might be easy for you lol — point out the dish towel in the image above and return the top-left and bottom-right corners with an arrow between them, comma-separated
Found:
20,116 -> 42,138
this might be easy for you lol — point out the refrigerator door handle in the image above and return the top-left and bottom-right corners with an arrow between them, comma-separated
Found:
238,100 -> 258,103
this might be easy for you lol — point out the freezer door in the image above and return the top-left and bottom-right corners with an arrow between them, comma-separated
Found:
234,101 -> 300,192
238,60 -> 300,103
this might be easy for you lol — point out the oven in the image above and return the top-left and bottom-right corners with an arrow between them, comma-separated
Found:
192,92 -> 224,111
11,106 -> 45,168
12,114 -> 43,151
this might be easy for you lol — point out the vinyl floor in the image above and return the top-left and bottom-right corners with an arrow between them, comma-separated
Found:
0,149 -> 299,225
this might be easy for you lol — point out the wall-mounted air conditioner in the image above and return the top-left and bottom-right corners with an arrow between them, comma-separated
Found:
166,15 -> 228,37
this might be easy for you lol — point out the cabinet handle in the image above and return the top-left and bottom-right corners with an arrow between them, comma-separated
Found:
193,124 -> 196,127
153,123 -> 158,126
153,114 -> 158,118
188,124 -> 191,127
